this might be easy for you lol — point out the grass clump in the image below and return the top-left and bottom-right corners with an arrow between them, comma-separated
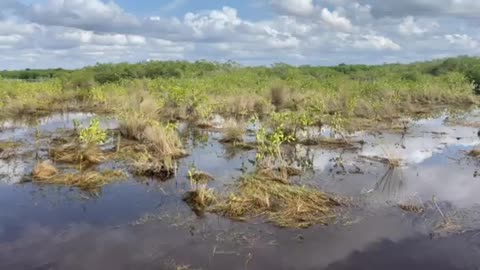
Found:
131,151 -> 177,179
183,167 -> 216,214
143,124 -> 186,158
50,142 -> 106,164
0,140 -> 22,159
33,160 -> 59,180
213,174 -> 339,228
270,85 -> 290,109
32,160 -> 124,190
468,147 -> 480,158
219,118 -> 245,143
34,169 -> 125,190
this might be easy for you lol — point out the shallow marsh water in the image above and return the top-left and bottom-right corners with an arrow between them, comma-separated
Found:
0,111 -> 480,269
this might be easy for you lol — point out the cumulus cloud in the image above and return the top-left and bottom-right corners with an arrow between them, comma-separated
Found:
320,8 -> 353,32
27,0 -> 139,31
398,16 -> 438,36
0,0 -> 478,69
270,0 -> 315,16
363,0 -> 480,18
353,34 -> 401,51
445,34 -> 478,49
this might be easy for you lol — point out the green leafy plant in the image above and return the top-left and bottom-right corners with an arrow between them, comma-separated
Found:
256,126 -> 295,163
79,118 -> 107,145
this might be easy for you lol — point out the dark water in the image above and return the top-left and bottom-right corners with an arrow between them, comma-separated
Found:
1,112 -> 480,269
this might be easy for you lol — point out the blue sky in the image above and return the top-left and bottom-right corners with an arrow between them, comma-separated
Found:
1,0 -> 479,69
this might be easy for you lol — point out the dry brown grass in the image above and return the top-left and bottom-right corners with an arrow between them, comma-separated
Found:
300,137 -> 363,150
189,171 -> 214,183
0,140 -> 21,159
132,152 -> 177,179
468,148 -> 480,158
119,113 -> 149,140
183,184 -> 217,214
218,95 -> 273,117
270,85 -> 289,109
220,118 -> 245,143
213,174 -> 339,228
143,124 -> 186,158
398,203 -> 425,214
33,160 -> 59,180
50,142 -> 106,164
33,169 -> 125,190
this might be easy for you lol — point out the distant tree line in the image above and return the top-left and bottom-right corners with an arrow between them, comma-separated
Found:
1,56 -> 479,91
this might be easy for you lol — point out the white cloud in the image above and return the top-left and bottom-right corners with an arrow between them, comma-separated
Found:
27,0 -> 139,31
353,34 -> 401,51
398,16 -> 438,36
445,34 -> 478,49
320,8 -> 353,32
0,0 -> 478,69
270,0 -> 315,16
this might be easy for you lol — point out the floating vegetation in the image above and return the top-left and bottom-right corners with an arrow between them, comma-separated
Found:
32,160 -> 59,181
0,140 -> 21,159
33,168 -> 125,190
188,170 -> 214,183
300,137 -> 363,150
50,142 -> 106,164
398,203 -> 425,214
184,168 -> 216,214
132,152 -> 177,179
213,174 -> 340,228
183,186 -> 217,215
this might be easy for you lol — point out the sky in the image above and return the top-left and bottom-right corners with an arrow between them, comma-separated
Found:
0,0 -> 479,69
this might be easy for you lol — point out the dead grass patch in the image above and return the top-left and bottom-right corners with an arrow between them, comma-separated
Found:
143,124 -> 186,158
299,137 -> 363,150
213,174 -> 339,228
270,85 -> 290,109
183,185 -> 217,215
132,152 -> 177,179
33,169 -> 125,190
50,142 -> 106,164
468,148 -> 480,158
189,171 -> 214,183
0,140 -> 22,159
219,118 -> 245,143
398,203 -> 425,214
33,160 -> 59,180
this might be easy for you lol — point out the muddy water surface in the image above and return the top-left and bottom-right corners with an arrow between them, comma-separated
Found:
0,111 -> 480,269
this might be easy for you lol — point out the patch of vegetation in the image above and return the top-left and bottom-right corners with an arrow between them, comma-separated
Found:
219,118 -> 245,143
212,174 -> 339,228
32,160 -> 125,190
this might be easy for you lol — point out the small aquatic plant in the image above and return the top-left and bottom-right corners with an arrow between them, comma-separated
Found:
79,118 -> 107,145
256,126 -> 295,165
184,165 -> 216,214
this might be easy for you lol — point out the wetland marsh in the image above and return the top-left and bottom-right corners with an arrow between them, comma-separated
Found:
1,59 -> 480,269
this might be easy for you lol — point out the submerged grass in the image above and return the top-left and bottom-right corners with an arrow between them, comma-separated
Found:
213,174 -> 339,228
32,160 -> 125,190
